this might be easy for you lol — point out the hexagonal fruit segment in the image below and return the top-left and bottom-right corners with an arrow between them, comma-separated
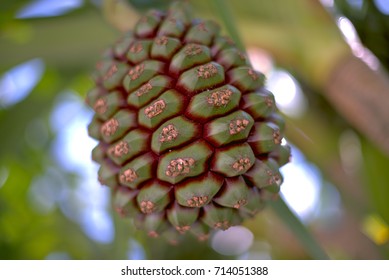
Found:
112,186 -> 139,218
151,36 -> 182,61
100,110 -> 137,144
241,89 -> 276,120
127,75 -> 173,108
138,89 -> 185,129
204,110 -> 254,147
92,90 -> 125,121
175,171 -> 224,207
213,176 -> 250,209
134,10 -> 164,38
216,48 -> 248,71
151,116 -> 200,154
119,153 -> 156,189
98,162 -> 119,188
123,60 -> 165,93
167,202 -> 200,234
211,143 -> 255,177
157,16 -> 186,38
101,62 -> 129,91
177,62 -> 225,94
270,144 -> 291,167
107,129 -> 150,165
244,159 -> 283,193
134,212 -> 169,238
227,66 -> 265,93
184,20 -> 220,46
113,31 -> 135,59
186,85 -> 241,121
201,203 -> 242,231
157,140 -> 213,184
248,122 -> 282,155
136,180 -> 172,214
125,40 -> 152,64
239,187 -> 265,218
169,44 -> 211,76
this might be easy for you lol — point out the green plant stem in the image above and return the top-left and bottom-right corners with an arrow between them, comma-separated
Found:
213,0 -> 329,259
270,198 -> 330,259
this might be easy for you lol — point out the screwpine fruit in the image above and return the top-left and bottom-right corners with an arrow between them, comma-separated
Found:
86,2 -> 290,243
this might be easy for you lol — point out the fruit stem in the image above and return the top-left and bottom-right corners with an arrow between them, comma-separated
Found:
270,198 -> 330,259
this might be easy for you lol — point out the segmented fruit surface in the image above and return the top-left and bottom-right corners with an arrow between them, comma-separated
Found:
86,3 -> 290,243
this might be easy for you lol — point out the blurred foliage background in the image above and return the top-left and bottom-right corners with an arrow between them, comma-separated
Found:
1,0 -> 389,260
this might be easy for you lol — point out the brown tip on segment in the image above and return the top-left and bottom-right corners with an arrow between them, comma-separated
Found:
184,44 -> 203,56
103,64 -> 118,80
237,51 -> 246,61
101,118 -> 119,136
273,130 -> 281,145
232,157 -> 252,172
248,68 -> 259,81
129,42 -> 143,54
140,200 -> 155,214
113,141 -> 130,157
156,36 -> 169,45
186,195 -> 208,207
214,220 -> 231,230
207,89 -> 232,107
265,96 -> 274,107
229,118 -> 249,135
94,98 -> 108,114
159,124 -> 179,142
197,22 -> 207,32
175,225 -> 191,234
128,63 -> 145,80
120,168 -> 138,183
148,231 -> 159,238
197,63 -> 218,79
198,234 -> 209,241
136,82 -> 153,97
233,199 -> 247,209
165,158 -> 195,177
144,99 -> 166,118
266,170 -> 281,185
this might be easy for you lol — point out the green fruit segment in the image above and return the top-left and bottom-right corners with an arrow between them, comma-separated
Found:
134,212 -> 169,238
151,36 -> 182,61
202,203 -> 242,230
126,40 -> 152,64
136,180 -> 172,214
270,144 -> 291,167
177,62 -> 225,93
157,140 -> 213,184
123,60 -> 165,93
248,122 -> 282,155
151,116 -> 200,154
127,75 -> 173,108
167,2 -> 192,26
169,44 -> 211,76
100,110 -> 137,144
87,116 -> 102,140
167,202 -> 200,233
184,20 -> 220,46
211,143 -> 255,177
93,91 -> 124,121
175,171 -> 224,207
189,222 -> 211,241
97,162 -> 119,188
86,87 -> 105,108
239,187 -> 265,218
204,110 -> 254,147
113,187 -> 139,218
91,143 -> 106,164
241,90 -> 276,120
113,31 -> 135,58
107,129 -> 150,165
102,62 -> 129,91
216,48 -> 248,70
134,11 -> 163,38
119,153 -> 156,189
138,89 -> 185,129
186,85 -> 241,121
227,66 -> 265,92
244,159 -> 283,193
213,176 -> 250,209
211,36 -> 235,57
157,16 -> 186,38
